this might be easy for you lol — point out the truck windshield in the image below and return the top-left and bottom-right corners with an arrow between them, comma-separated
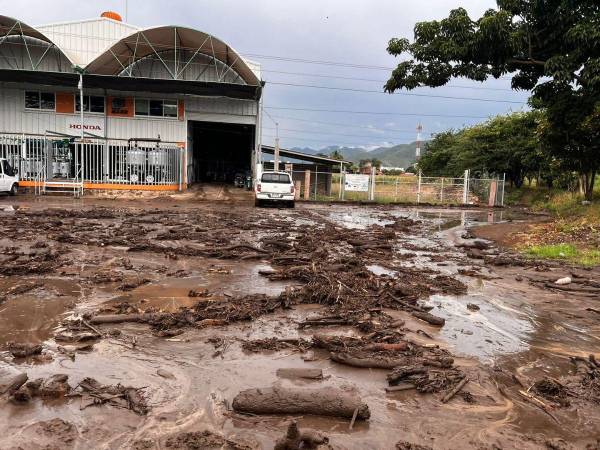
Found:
2,160 -> 14,177
261,173 -> 290,183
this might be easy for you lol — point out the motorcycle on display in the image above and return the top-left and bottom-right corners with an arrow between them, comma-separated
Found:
233,173 -> 246,188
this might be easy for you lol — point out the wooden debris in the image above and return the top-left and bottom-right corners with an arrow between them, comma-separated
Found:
276,368 -> 323,380
232,386 -> 370,420
411,311 -> 445,326
441,377 -> 469,403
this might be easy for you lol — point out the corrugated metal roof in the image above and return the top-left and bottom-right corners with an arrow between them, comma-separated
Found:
262,145 -> 351,166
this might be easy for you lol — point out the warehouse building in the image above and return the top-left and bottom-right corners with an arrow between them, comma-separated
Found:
0,11 -> 263,193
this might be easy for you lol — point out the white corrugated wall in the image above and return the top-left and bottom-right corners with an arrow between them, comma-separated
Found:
0,86 -> 258,141
36,18 -> 139,67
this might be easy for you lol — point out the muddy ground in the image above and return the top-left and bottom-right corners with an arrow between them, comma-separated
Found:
0,194 -> 599,450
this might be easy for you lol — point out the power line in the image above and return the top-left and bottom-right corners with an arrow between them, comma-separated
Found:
262,69 -> 515,92
264,106 -> 491,119
267,114 -> 423,134
262,133 -> 400,147
244,53 -> 395,70
244,52 -> 514,81
267,81 -> 525,104
262,125 -> 426,139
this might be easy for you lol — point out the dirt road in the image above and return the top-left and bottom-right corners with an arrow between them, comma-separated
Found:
0,196 -> 598,449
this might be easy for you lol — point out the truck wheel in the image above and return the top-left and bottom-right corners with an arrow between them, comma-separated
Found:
9,184 -> 17,196
288,201 -> 295,208
254,199 -> 262,207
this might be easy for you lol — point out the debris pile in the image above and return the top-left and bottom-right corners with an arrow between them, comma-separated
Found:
74,377 -> 148,415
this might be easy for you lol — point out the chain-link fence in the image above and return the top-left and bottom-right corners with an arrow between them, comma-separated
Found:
284,167 -> 505,206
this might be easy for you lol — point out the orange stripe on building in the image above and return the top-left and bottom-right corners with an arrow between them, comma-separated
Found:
19,181 -> 182,191
178,99 -> 185,121
56,93 -> 75,114
107,96 -> 134,117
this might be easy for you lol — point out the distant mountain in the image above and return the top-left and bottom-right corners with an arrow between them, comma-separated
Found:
291,142 -> 420,168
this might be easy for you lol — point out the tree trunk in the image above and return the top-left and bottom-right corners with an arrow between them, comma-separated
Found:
232,386 -> 370,420
582,171 -> 596,201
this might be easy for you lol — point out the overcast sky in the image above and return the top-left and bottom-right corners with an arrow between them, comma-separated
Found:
1,0 -> 529,150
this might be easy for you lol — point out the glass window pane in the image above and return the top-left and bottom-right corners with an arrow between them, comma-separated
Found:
40,92 -> 55,110
111,97 -> 127,114
149,100 -> 163,117
25,91 -> 40,109
163,100 -> 177,118
75,95 -> 90,112
3,160 -> 14,176
261,173 -> 291,183
90,96 -> 104,113
135,99 -> 149,116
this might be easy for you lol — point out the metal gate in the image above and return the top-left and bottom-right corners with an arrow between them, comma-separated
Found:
0,134 -> 184,195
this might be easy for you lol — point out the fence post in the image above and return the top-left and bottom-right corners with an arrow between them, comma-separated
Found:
314,170 -> 318,200
440,177 -> 444,203
178,147 -> 183,191
500,173 -> 506,206
417,170 -> 422,204
462,169 -> 469,204
338,162 -> 343,200
303,170 -> 310,199
370,169 -> 376,201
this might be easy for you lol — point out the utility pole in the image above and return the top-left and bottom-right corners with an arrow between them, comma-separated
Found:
415,123 -> 422,161
74,65 -> 85,189
263,109 -> 280,172
274,120 -> 280,172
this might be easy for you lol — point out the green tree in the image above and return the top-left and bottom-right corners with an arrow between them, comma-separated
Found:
358,158 -> 383,168
419,112 -> 543,186
329,149 -> 345,161
359,158 -> 383,169
385,1 -> 600,199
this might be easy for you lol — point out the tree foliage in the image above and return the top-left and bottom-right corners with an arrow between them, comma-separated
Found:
328,149 -> 345,161
386,0 -> 600,198
359,158 -> 383,169
419,112 -> 544,187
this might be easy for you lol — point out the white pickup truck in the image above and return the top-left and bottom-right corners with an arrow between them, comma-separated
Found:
255,171 -> 295,208
0,158 -> 19,196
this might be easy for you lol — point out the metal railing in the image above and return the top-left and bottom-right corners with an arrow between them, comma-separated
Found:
0,133 -> 184,191
78,139 -> 183,186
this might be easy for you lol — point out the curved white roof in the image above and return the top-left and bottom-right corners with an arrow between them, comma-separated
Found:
0,15 -> 76,65
86,24 -> 260,85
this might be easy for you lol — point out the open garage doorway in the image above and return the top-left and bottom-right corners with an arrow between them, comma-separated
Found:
188,121 -> 255,184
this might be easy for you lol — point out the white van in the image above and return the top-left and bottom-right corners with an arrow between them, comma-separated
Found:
0,158 -> 19,195
255,171 -> 295,207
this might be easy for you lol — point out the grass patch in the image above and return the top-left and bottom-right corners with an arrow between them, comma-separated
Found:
524,243 -> 600,266
505,186 -> 600,222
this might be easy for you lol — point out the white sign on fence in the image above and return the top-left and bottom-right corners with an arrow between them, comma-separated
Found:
344,174 -> 370,192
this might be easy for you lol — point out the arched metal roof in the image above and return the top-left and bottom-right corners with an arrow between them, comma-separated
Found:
84,25 -> 260,86
0,15 -> 76,66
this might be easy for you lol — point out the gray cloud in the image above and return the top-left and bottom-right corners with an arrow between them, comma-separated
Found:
1,0 -> 530,149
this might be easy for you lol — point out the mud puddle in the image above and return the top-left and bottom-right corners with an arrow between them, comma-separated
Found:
0,278 -> 80,346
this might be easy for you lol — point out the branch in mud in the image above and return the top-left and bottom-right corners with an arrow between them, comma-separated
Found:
76,377 -> 148,415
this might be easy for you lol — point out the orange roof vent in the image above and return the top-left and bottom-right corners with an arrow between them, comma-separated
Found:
101,11 -> 123,22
